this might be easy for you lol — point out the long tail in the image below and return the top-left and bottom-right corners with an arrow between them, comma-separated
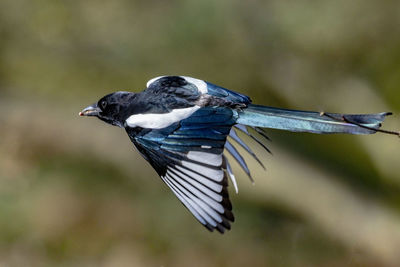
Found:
224,104 -> 398,190
236,104 -> 399,135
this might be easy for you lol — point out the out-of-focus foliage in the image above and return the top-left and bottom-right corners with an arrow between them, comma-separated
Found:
0,0 -> 399,266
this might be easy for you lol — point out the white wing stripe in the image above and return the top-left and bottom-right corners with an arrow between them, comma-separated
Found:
169,167 -> 223,202
182,161 -> 224,182
165,174 -> 219,226
171,166 -> 222,202
192,197 -> 223,224
187,151 -> 222,167
167,170 -> 224,213
175,165 -> 223,193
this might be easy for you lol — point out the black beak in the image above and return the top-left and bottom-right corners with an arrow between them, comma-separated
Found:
79,104 -> 101,117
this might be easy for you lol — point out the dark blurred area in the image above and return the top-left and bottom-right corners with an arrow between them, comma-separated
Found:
1,0 -> 400,266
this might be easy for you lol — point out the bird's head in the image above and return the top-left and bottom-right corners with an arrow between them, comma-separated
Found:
79,91 -> 136,128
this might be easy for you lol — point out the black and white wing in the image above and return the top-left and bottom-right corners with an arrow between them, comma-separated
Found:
124,76 -> 272,233
126,107 -> 238,233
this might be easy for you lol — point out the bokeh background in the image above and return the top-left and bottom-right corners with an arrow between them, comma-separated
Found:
1,0 -> 400,266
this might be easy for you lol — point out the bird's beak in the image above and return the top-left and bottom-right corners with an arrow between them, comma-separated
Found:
79,104 -> 101,117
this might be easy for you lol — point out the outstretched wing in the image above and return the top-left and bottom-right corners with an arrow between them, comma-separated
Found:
126,107 -> 238,233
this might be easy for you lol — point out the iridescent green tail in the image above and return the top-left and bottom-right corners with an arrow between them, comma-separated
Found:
237,104 -> 398,136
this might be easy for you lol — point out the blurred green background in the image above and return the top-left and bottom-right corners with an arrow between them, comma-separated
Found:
1,0 -> 400,266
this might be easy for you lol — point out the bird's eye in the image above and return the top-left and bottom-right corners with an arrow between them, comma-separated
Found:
100,100 -> 107,110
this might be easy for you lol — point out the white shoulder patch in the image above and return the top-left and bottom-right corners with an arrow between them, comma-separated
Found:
180,76 -> 208,94
146,76 -> 208,94
146,76 -> 166,88
125,106 -> 200,129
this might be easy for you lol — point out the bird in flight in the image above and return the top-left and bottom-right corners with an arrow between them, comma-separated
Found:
80,76 -> 398,233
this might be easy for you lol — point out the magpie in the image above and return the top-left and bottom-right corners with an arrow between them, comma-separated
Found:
79,75 -> 399,233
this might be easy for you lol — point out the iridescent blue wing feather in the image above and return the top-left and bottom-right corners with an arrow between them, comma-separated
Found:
127,107 -> 238,233
206,82 -> 251,104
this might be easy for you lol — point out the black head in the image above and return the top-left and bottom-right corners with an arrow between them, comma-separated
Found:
79,91 -> 136,127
